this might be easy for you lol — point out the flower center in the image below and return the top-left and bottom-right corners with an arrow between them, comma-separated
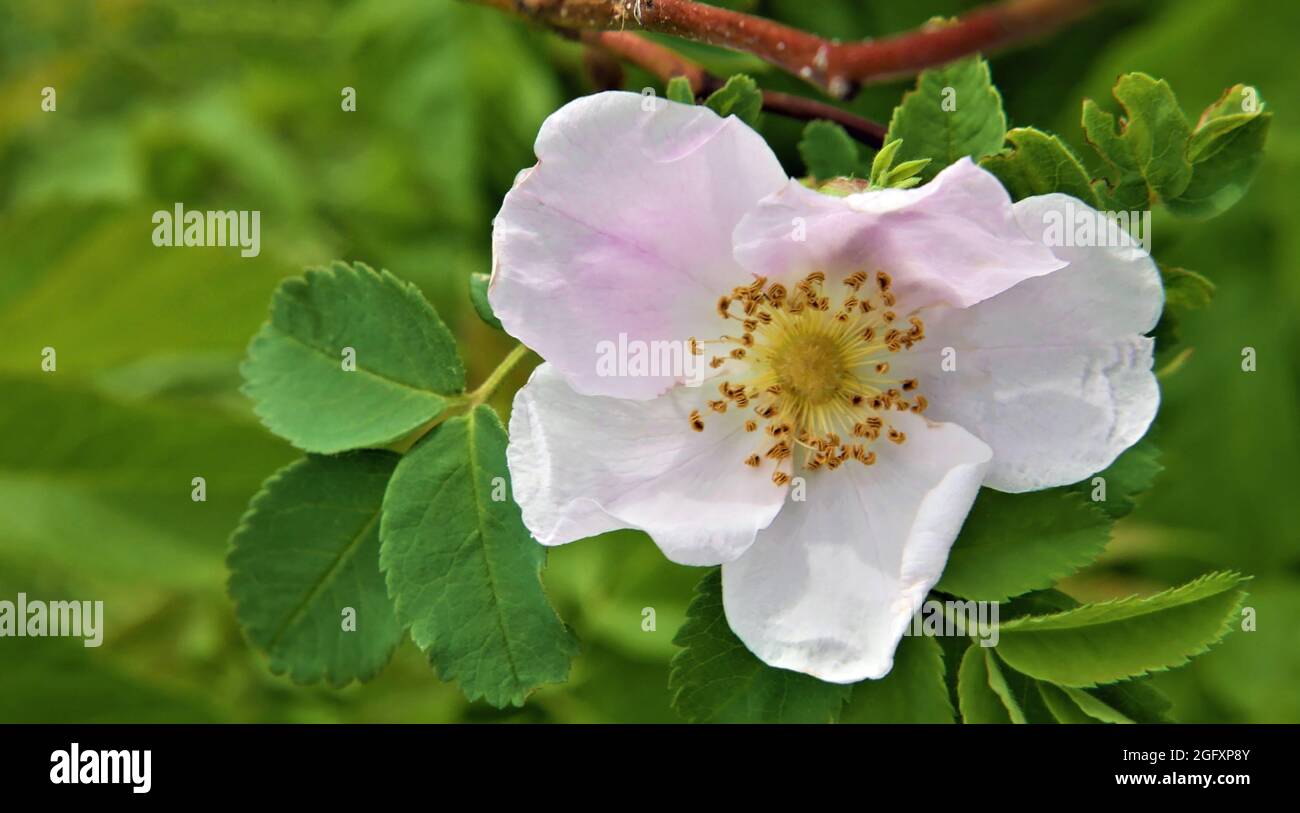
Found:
771,331 -> 846,407
688,269 -> 929,486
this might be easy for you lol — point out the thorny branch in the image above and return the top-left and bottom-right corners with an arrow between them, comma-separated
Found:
470,0 -> 1104,99
581,30 -> 887,146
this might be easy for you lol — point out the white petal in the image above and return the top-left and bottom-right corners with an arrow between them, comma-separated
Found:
490,91 -> 788,400
732,158 -> 1064,310
507,364 -> 788,566
899,193 -> 1163,492
721,412 -> 992,683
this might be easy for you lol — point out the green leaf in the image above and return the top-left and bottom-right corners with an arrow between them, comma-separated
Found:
1066,438 -> 1163,520
937,488 -> 1111,602
885,56 -> 1006,184
704,74 -> 763,129
1037,683 -> 1101,724
956,644 -> 1011,723
227,451 -> 404,687
380,404 -> 577,707
986,651 -> 1056,723
241,261 -> 465,454
1160,266 -> 1216,311
995,572 -> 1248,687
1089,677 -> 1174,723
1167,86 -> 1270,219
1059,686 -> 1135,723
798,120 -> 861,181
1082,73 -> 1192,208
669,569 -> 849,722
869,138 -> 904,186
842,635 -> 955,723
666,76 -> 695,105
980,127 -> 1103,207
468,271 -> 503,331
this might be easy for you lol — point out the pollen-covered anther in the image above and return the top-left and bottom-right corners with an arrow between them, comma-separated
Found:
765,441 -> 792,461
689,410 -> 705,432
772,470 -> 791,486
692,266 -> 932,481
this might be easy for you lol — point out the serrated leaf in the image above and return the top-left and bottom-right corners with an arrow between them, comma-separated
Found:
1059,686 -> 1135,723
468,271 -> 503,330
1066,438 -> 1163,520
1166,86 -> 1270,220
980,127 -> 1103,207
669,569 -> 849,723
956,644 -> 1011,723
995,572 -> 1248,687
1160,266 -> 1215,311
241,261 -> 465,454
666,76 -> 695,105
798,120 -> 861,181
227,451 -> 404,687
1082,73 -> 1192,208
885,56 -> 1006,183
842,635 -> 955,723
986,651 -> 1056,724
1089,677 -> 1174,723
380,404 -> 577,707
1038,683 -> 1100,724
704,74 -> 762,129
937,488 -> 1111,602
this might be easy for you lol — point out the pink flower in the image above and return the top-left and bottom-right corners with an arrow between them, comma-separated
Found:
489,92 -> 1162,683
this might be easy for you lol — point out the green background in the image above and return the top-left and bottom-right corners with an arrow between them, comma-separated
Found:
0,0 -> 1295,722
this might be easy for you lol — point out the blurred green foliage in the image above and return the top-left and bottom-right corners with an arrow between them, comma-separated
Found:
0,0 -> 1295,722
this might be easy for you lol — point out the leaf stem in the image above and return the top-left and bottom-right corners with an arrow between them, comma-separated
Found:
468,343 -> 533,406
388,344 -> 533,454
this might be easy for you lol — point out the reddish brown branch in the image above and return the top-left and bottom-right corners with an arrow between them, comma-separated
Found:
472,0 -> 1103,98
583,31 -> 886,146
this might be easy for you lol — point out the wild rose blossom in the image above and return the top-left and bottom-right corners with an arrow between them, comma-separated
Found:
488,91 -> 1161,683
